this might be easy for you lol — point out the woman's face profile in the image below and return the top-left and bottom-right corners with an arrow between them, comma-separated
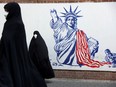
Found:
4,10 -> 8,18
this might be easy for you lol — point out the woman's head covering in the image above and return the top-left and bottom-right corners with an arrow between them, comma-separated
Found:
33,31 -> 41,39
4,2 -> 22,20
34,31 -> 39,36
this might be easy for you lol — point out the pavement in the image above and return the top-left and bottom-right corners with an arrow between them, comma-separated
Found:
46,78 -> 116,87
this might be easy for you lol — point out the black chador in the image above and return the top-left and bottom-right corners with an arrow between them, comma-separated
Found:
0,2 -> 47,87
29,31 -> 55,79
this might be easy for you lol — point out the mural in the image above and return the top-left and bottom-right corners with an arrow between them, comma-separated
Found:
0,3 -> 116,71
50,5 -> 115,69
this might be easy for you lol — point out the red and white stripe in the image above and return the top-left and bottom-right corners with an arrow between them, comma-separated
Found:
76,30 -> 110,68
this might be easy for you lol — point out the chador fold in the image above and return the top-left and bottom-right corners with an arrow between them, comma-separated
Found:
0,2 -> 47,87
29,31 -> 55,79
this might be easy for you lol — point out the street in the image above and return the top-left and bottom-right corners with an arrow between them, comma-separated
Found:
46,78 -> 116,87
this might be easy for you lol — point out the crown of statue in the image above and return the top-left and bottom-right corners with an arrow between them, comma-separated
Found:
61,5 -> 82,19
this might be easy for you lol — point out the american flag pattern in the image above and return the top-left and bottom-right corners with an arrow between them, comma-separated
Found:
76,30 -> 110,68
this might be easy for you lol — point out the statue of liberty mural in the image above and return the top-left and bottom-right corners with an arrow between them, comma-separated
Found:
50,6 -> 109,68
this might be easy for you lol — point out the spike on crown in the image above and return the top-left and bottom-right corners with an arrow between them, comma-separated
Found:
61,5 -> 82,19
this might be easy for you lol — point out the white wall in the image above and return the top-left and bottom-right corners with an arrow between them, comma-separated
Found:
0,2 -> 116,71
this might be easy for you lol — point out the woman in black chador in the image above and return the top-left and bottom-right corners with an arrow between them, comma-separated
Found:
0,2 -> 47,87
29,31 -> 55,79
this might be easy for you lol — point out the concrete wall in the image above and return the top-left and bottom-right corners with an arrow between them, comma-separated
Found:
0,0 -> 116,80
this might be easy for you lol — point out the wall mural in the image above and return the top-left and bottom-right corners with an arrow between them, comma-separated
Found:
50,5 -> 111,68
0,2 -> 116,71
48,3 -> 116,71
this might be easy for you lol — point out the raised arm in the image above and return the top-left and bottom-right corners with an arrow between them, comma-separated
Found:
50,9 -> 59,23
